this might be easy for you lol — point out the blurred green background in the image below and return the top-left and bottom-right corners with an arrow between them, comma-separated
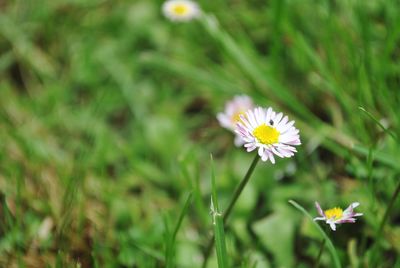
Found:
0,0 -> 399,267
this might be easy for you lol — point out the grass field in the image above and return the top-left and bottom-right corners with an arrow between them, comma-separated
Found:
1,0 -> 400,267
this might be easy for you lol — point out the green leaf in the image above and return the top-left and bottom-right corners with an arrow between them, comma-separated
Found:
253,205 -> 295,267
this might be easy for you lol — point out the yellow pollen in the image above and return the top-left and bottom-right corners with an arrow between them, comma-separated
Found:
231,111 -> 245,124
324,207 -> 343,220
252,124 -> 280,145
172,4 -> 188,15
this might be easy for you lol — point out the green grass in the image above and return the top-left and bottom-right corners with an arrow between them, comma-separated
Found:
0,0 -> 400,267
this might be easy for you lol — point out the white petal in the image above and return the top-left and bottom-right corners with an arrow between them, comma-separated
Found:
266,107 -> 273,121
315,202 -> 325,217
234,135 -> 244,147
267,150 -> 275,164
258,146 -> 264,157
274,112 -> 283,124
277,116 -> 288,129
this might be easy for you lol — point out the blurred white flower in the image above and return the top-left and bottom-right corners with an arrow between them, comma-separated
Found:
162,0 -> 201,22
235,107 -> 300,163
217,95 -> 254,146
314,202 -> 363,231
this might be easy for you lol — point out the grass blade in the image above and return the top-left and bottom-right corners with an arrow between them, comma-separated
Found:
165,192 -> 193,268
172,192 -> 193,242
210,155 -> 229,268
199,14 -> 314,121
288,200 -> 341,268
358,107 -> 398,142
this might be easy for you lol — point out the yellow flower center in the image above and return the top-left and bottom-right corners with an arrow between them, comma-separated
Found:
231,111 -> 245,124
173,4 -> 188,15
324,207 -> 343,220
252,124 -> 280,145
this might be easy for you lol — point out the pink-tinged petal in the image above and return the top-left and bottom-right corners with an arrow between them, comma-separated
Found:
245,144 -> 256,152
236,123 -> 252,138
343,202 -> 359,214
267,150 -> 275,164
258,146 -> 264,157
246,147 -> 255,152
285,139 -> 301,146
315,202 -> 325,217
271,147 -> 284,158
279,133 -> 301,145
280,145 -> 297,152
336,218 -> 356,224
240,114 -> 253,131
234,135 -> 245,147
261,151 -> 269,162
275,147 -> 293,158
343,202 -> 363,219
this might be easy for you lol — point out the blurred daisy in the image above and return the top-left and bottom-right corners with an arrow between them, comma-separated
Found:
235,107 -> 300,163
217,95 -> 254,146
314,202 -> 363,231
162,0 -> 201,22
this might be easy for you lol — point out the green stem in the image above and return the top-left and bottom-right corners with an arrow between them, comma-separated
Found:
378,178 -> 400,237
314,239 -> 326,268
370,178 -> 400,266
222,154 -> 260,222
202,154 -> 260,268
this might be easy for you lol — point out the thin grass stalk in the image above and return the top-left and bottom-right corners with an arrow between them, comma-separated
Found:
358,107 -> 398,142
166,192 -> 193,268
222,154 -> 260,221
202,154 -> 260,268
369,178 -> 400,266
377,179 -> 400,237
314,239 -> 326,268
210,155 -> 229,268
198,14 -> 314,121
289,200 -> 341,268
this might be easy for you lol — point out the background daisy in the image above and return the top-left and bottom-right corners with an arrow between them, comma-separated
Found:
162,0 -> 201,22
217,95 -> 254,146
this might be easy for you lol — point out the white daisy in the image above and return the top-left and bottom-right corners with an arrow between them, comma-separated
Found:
217,95 -> 254,146
162,0 -> 201,22
235,107 -> 301,163
314,202 -> 363,231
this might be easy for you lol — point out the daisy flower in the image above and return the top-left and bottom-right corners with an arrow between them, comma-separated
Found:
217,95 -> 254,146
162,0 -> 201,22
235,107 -> 301,163
314,202 -> 363,231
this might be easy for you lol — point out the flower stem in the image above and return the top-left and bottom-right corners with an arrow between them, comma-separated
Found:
314,239 -> 326,268
222,154 -> 260,222
202,154 -> 260,268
